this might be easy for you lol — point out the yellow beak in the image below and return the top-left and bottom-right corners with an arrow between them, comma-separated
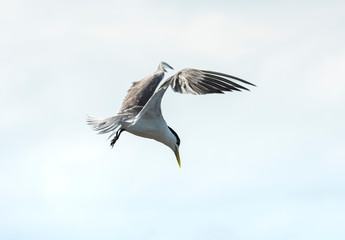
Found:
174,148 -> 181,168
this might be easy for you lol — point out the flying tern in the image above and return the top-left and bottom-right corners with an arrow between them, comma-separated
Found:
87,62 -> 255,167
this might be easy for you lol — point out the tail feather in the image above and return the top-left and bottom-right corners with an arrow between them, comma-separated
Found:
87,116 -> 121,135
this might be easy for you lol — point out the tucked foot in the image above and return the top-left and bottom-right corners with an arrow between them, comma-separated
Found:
110,129 -> 124,148
110,136 -> 119,148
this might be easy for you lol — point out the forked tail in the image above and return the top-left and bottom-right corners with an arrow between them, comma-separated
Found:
86,116 -> 121,135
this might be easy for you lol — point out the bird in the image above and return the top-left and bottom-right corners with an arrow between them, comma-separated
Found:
87,62 -> 255,168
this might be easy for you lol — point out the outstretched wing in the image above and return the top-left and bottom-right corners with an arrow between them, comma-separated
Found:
161,68 -> 255,95
136,68 -> 255,123
118,70 -> 165,116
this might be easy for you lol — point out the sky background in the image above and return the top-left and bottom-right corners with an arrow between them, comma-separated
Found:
1,0 -> 345,239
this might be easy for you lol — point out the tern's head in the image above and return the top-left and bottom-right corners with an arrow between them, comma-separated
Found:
158,61 -> 174,72
167,126 -> 181,168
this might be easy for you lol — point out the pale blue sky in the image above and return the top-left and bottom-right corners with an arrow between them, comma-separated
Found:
1,0 -> 345,239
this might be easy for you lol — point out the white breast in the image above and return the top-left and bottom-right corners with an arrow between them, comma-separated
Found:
126,115 -> 168,141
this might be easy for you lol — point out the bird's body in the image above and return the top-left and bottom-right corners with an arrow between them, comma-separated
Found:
87,62 -> 255,167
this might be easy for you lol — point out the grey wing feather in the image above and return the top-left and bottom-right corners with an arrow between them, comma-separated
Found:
118,71 -> 165,116
135,86 -> 169,121
87,70 -> 165,136
161,68 -> 255,95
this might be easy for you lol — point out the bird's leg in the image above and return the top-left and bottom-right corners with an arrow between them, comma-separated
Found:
110,129 -> 124,148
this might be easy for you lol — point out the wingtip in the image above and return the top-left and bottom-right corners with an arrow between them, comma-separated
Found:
160,61 -> 174,71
